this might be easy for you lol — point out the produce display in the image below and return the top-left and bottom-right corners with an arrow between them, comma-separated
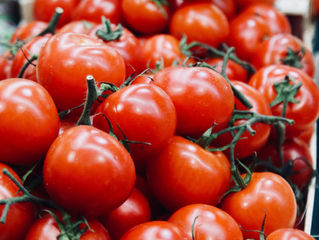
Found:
0,0 -> 318,239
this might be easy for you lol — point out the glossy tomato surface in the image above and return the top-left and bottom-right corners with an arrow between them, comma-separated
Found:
10,20 -> 47,43
267,228 -> 315,240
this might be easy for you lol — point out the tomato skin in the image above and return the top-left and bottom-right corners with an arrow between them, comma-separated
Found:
10,21 -> 47,43
100,188 -> 151,240
248,65 -> 319,137
267,228 -> 315,240
0,51 -> 13,80
252,34 -> 315,78
25,215 -> 111,240
58,20 -> 97,34
170,3 -> 229,47
0,78 -> 59,166
71,0 -> 121,24
37,32 -> 126,112
147,136 -> 231,211
121,0 -> 169,35
235,0 -> 275,12
33,0 -> 80,26
43,125 -> 136,218
153,66 -> 234,137
0,163 -> 36,240
93,83 -> 177,173
168,204 -> 243,240
221,172 -> 297,240
120,221 -> 187,240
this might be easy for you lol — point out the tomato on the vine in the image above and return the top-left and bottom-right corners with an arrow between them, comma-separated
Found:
267,228 -> 315,240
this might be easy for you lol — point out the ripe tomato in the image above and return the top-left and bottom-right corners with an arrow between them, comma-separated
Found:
248,65 -> 319,137
10,20 -> 47,43
213,81 -> 272,159
205,58 -> 249,82
267,228 -> 315,240
221,172 -> 297,240
120,221 -> 187,240
153,66 -> 234,137
0,51 -> 13,80
37,32 -> 126,113
0,163 -> 36,240
58,20 -> 97,34
33,0 -> 80,26
121,0 -> 169,34
170,2 -> 229,47
168,204 -> 243,240
71,0 -> 121,24
296,124 -> 314,145
147,136 -> 231,211
235,0 -> 275,12
43,125 -> 136,218
93,83 -> 177,173
0,78 -> 59,166
25,215 -> 111,240
252,34 -> 315,78
100,188 -> 151,240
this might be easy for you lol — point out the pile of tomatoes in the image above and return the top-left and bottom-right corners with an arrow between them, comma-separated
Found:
0,0 -> 318,239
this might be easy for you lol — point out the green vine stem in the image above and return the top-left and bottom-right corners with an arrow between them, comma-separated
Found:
150,0 -> 169,18
281,47 -> 305,69
35,7 -> 63,37
96,16 -> 123,41
17,54 -> 38,78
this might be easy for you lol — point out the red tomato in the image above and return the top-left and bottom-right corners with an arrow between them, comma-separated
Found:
58,20 -> 97,34
25,215 -> 111,240
252,34 -> 315,78
121,0 -> 169,34
120,221 -> 187,240
267,228 -> 315,240
205,58 -> 249,82
71,0 -> 121,24
241,4 -> 291,34
93,83 -> 177,173
221,172 -> 297,240
10,20 -> 47,43
235,0 -> 275,12
296,124 -> 315,145
37,32 -> 126,113
43,125 -> 136,218
10,35 -> 50,81
100,188 -> 151,240
33,0 -> 80,26
0,163 -> 36,240
248,65 -> 319,137
0,78 -> 59,166
257,138 -> 313,190
227,11 -> 274,61
153,66 -> 234,137
88,23 -> 142,78
168,204 -> 243,240
170,2 -> 229,47
0,51 -> 13,80
147,136 -> 231,211
213,81 -> 272,159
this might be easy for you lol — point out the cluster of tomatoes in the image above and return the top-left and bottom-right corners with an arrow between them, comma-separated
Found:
0,0 -> 319,239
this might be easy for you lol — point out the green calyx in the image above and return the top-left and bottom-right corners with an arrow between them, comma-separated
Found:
150,0 -> 169,18
281,47 -> 305,69
96,16 -> 123,41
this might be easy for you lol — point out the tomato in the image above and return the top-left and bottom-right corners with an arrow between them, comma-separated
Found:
58,20 -> 97,34
43,125 -> 136,218
205,58 -> 249,82
153,66 -> 234,137
0,78 -> 59,166
0,51 -> 13,81
33,0 -> 80,26
170,2 -> 229,47
227,11 -> 274,61
168,204 -> 243,240
296,124 -> 315,145
120,221 -> 187,240
71,0 -> 121,24
100,188 -> 151,240
267,228 -> 315,240
93,83 -> 177,173
248,65 -> 319,137
10,35 -> 50,81
10,20 -> 47,43
89,22 -> 142,78
241,4 -> 291,34
221,172 -> 297,240
252,34 -> 315,78
140,34 -> 185,69
121,0 -> 169,35
147,136 -> 231,211
235,0 -> 275,12
213,81 -> 272,159
257,138 -> 313,190
0,163 -> 36,240
37,32 -> 126,113
25,215 -> 111,240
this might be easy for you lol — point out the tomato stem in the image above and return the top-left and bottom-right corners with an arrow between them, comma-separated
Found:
17,54 -> 38,78
36,7 -> 63,37
281,47 -> 305,69
150,0 -> 169,18
96,16 -> 124,41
